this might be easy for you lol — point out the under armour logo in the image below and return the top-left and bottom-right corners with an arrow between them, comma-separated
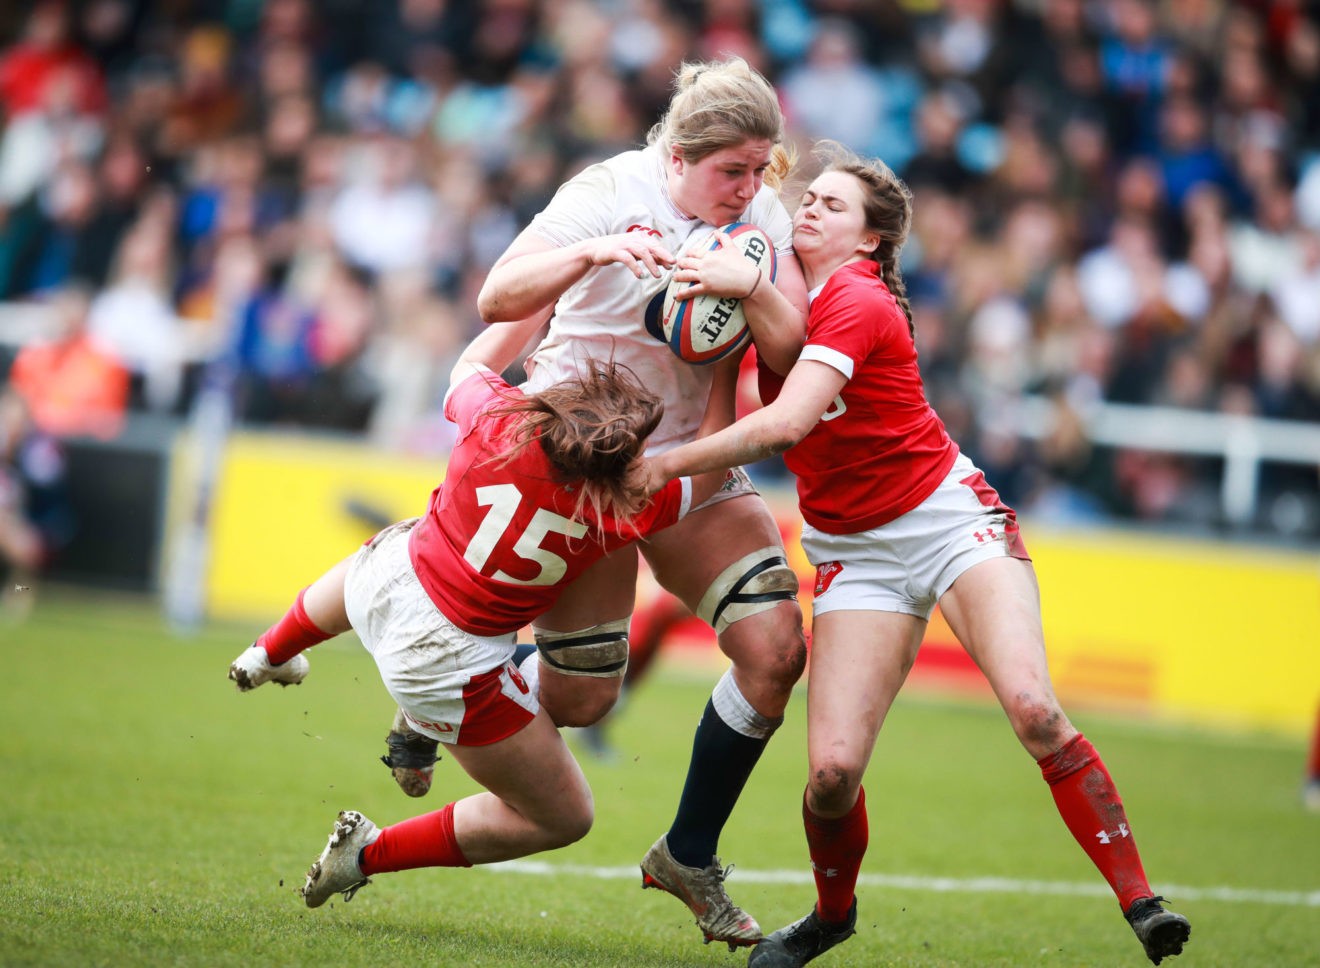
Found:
973,527 -> 999,543
1095,823 -> 1130,844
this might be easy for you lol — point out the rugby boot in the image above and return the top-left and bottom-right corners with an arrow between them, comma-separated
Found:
228,644 -> 309,691
640,835 -> 760,949
381,706 -> 440,797
301,810 -> 380,908
747,899 -> 857,968
1124,895 -> 1191,965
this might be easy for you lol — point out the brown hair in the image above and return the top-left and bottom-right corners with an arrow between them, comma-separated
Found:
648,56 -> 795,189
815,142 -> 915,335
485,359 -> 664,527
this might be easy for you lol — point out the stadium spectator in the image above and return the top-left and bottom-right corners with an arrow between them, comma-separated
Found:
6,282 -> 129,439
0,1 -> 106,120
902,87 -> 982,197
226,255 -> 319,425
1155,93 -> 1242,214
329,134 -> 437,276
0,0 -> 106,214
473,55 -> 809,949
779,18 -> 921,170
227,342 -> 725,918
0,58 -> 104,213
156,24 -> 247,159
87,215 -> 186,412
0,375 -> 77,626
1097,0 -> 1174,156
639,144 -> 1191,968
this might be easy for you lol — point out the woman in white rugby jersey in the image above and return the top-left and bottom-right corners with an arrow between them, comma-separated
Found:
640,145 -> 1192,968
473,56 -> 811,949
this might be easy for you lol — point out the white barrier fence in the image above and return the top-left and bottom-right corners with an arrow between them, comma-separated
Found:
1011,395 -> 1320,528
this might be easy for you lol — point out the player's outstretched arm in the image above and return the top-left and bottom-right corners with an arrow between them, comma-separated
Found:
449,312 -> 551,387
649,358 -> 845,481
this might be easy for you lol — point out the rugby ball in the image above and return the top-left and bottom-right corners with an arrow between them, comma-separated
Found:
656,222 -> 778,365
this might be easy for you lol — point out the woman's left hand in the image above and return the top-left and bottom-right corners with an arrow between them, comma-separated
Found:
624,456 -> 668,502
671,229 -> 761,302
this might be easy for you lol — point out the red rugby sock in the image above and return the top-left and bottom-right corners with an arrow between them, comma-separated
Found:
1038,734 -> 1151,910
257,589 -> 332,664
361,802 -> 471,874
804,786 -> 868,923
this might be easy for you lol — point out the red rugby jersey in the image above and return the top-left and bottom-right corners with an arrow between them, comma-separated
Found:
408,370 -> 688,634
759,260 -> 958,534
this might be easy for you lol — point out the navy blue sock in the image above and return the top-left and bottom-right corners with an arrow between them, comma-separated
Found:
665,697 -> 768,868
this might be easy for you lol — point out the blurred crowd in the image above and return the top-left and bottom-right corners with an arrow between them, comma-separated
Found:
1,0 -> 1319,574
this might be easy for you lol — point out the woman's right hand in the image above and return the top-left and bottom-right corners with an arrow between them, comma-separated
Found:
580,234 -> 676,279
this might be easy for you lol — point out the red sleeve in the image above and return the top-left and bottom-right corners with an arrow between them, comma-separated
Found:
632,477 -> 685,536
804,275 -> 886,373
587,475 -> 687,543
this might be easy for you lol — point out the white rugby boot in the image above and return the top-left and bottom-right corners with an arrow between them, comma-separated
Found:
640,835 -> 761,949
301,810 -> 381,908
228,644 -> 309,691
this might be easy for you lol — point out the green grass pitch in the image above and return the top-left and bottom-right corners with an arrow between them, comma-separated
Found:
2,588 -> 1316,966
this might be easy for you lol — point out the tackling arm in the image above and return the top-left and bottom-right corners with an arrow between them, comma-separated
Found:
648,359 -> 846,484
449,310 -> 551,387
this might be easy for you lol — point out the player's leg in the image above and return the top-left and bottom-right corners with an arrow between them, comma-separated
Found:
302,708 -> 591,907
445,709 -> 594,859
1303,699 -> 1320,812
227,554 -> 354,691
375,539 -> 634,799
749,609 -> 924,968
638,490 -> 806,947
574,590 -> 692,760
0,505 -> 42,621
803,609 -> 922,899
940,557 -> 1190,964
626,591 -> 691,688
527,543 -> 639,728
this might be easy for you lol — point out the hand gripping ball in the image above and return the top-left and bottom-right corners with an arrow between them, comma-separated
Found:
647,222 -> 778,365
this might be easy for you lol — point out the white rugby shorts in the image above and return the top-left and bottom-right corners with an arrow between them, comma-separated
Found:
803,453 -> 1031,621
343,520 -> 538,746
690,466 -> 759,513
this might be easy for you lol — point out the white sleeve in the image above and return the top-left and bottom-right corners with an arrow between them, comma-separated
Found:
748,190 -> 795,258
798,344 -> 854,380
527,162 -> 616,247
676,476 -> 694,520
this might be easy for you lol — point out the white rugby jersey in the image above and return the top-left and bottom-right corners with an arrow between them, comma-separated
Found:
523,145 -> 793,453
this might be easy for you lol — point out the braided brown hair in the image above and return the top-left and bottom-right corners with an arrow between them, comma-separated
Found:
484,359 -> 665,527
814,142 -> 915,337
